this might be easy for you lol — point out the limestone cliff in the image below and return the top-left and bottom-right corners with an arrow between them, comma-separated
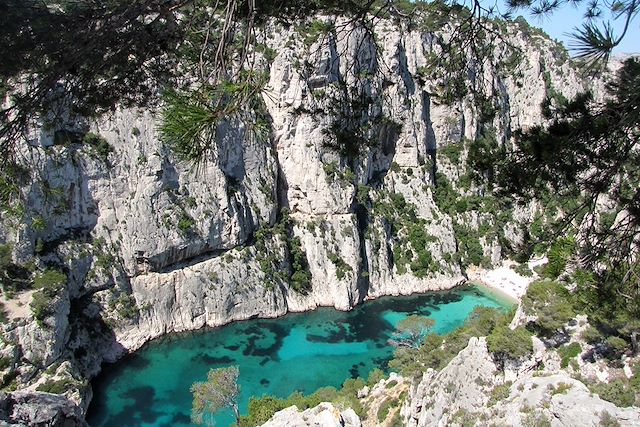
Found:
0,13 -> 594,425
402,337 -> 640,426
261,338 -> 640,427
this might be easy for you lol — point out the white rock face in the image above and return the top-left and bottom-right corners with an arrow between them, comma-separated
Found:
260,403 -> 361,427
494,375 -> 640,427
403,338 -> 640,427
404,337 -> 498,426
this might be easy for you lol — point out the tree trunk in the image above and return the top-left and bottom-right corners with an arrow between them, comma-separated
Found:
233,404 -> 240,426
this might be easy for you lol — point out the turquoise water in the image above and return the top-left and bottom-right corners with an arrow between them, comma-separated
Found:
87,285 -> 511,427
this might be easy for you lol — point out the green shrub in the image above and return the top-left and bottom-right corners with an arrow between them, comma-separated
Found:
590,380 -> 635,407
255,43 -> 277,62
83,132 -> 113,161
581,325 -> 603,344
31,216 -> 47,231
599,411 -> 621,427
451,408 -> 478,425
0,244 -> 32,295
542,237 -> 576,279
82,132 -> 103,145
240,396 -> 289,426
323,162 -> 356,187
454,194 -> 468,212
367,368 -> 385,387
629,364 -> 640,393
323,161 -> 339,181
521,280 -> 575,336
239,376 -> 365,426
342,169 -> 355,185
388,412 -> 403,427
288,237 -> 312,293
184,196 -> 197,208
605,336 -> 629,357
467,129 -> 500,182
453,224 -> 486,268
513,263 -> 533,277
377,397 -> 399,422
487,325 -> 533,362
328,252 -> 352,280
389,307 -> 513,377
409,250 -> 437,278
557,342 -> 581,368
466,306 -> 511,336
95,251 -> 115,270
488,382 -> 512,406
36,378 -> 75,395
31,292 -> 52,322
522,411 -> 551,427
0,357 -> 12,371
113,293 -> 138,319
432,173 -> 458,214
177,214 -> 195,232
440,141 -> 463,163
356,184 -> 370,204
95,137 -> 114,161
253,209 -> 313,293
341,377 -> 365,395
298,19 -> 333,47
33,269 -> 66,293
0,162 -> 28,218
551,382 -> 572,395
31,269 -> 66,323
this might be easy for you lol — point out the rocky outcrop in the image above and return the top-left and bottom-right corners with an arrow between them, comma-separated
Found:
261,403 -> 361,427
402,338 -> 640,427
404,337 -> 497,425
491,374 -> 640,427
0,391 -> 87,427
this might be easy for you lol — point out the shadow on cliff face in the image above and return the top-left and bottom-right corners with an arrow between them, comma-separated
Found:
422,91 -> 438,184
368,120 -> 399,186
65,293 -> 130,426
67,294 -> 128,377
82,308 -> 143,426
355,119 -> 402,304
23,141 -> 101,260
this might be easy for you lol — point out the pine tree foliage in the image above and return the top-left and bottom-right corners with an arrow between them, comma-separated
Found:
191,366 -> 241,425
0,0 -> 404,160
390,315 -> 436,349
497,59 -> 639,282
505,0 -> 639,70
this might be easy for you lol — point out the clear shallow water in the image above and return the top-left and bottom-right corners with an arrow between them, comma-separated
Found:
87,285 -> 511,427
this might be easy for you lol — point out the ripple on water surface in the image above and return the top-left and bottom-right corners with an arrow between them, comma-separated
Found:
87,285 -> 511,427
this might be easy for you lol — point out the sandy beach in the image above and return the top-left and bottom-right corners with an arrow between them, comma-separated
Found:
466,258 -> 546,302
